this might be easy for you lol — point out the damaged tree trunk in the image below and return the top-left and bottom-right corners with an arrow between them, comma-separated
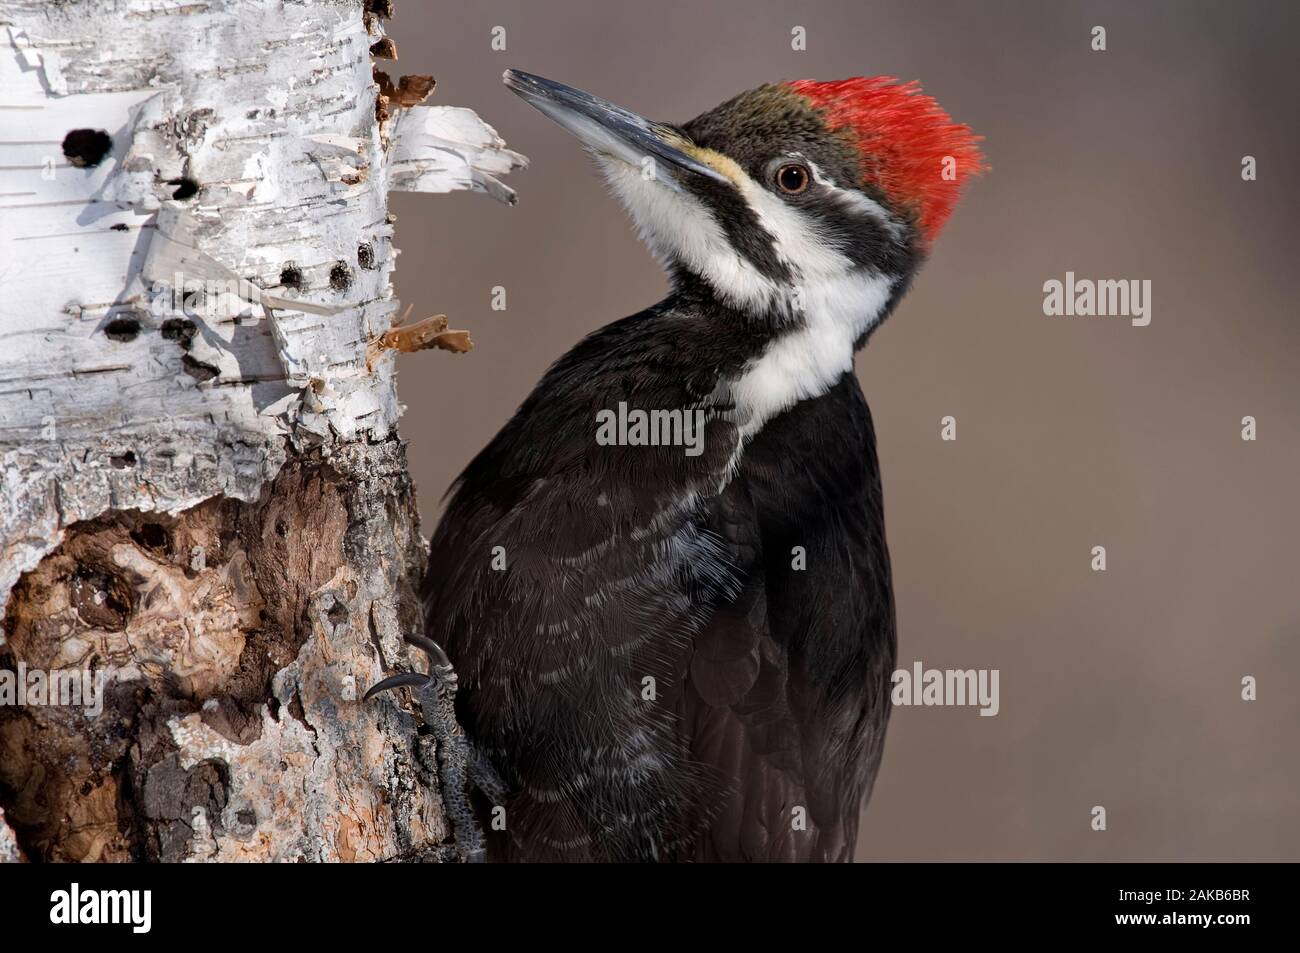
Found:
0,0 -> 524,862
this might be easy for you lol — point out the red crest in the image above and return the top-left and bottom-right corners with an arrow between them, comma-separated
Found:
787,78 -> 985,245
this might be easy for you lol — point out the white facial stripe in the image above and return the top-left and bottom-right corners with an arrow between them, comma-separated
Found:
730,173 -> 856,281
597,155 -> 779,311
728,270 -> 895,440
806,160 -> 906,240
599,152 -> 864,308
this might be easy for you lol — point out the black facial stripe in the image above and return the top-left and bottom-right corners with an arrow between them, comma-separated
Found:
797,188 -> 919,276
675,84 -> 925,287
686,165 -> 917,287
686,174 -> 793,283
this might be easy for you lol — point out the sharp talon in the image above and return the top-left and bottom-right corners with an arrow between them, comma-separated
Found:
368,634 -> 487,860
405,634 -> 452,669
364,672 -> 431,700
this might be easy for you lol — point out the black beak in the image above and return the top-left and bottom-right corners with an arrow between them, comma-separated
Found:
503,69 -> 729,187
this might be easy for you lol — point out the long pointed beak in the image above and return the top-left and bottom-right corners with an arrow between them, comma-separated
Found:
503,69 -> 728,186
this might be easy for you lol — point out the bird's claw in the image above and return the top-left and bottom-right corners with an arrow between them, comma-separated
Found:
363,671 -> 430,698
364,633 -> 454,702
404,633 -> 453,671
366,634 -> 489,863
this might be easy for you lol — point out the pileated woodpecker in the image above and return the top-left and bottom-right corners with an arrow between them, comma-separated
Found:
369,70 -> 983,862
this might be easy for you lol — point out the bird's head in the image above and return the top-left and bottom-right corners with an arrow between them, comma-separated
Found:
504,69 -> 984,333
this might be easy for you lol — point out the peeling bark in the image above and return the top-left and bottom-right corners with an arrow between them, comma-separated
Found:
0,0 -> 522,862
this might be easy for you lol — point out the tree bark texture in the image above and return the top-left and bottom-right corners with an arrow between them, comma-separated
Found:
0,0 -> 524,861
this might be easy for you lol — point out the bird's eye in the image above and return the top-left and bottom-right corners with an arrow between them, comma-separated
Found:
775,163 -> 810,194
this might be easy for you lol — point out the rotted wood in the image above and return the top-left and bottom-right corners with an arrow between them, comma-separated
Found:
0,440 -> 452,862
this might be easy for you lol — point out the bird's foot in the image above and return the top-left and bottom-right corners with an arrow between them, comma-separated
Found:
365,634 -> 495,863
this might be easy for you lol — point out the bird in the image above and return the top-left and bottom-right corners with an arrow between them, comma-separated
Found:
368,69 -> 984,862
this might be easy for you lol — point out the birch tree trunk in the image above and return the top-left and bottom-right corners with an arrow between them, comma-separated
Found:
0,0 -> 523,862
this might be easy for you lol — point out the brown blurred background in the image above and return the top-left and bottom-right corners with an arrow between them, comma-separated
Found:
388,0 -> 1299,860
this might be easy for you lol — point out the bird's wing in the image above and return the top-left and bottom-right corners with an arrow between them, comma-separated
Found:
421,314 -> 749,861
676,372 -> 897,862
426,473 -> 744,860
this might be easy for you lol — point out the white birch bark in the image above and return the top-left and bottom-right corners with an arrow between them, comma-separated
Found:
0,0 -> 523,862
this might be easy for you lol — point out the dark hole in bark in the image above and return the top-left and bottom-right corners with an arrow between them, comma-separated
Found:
357,242 -> 376,270
104,316 -> 141,342
131,522 -> 170,553
278,264 -> 305,291
168,177 -> 199,200
274,519 -> 288,537
287,691 -> 307,726
69,565 -> 135,631
329,261 -> 352,292
109,450 -> 137,468
327,599 -> 348,627
61,128 -> 113,168
181,354 -> 219,382
160,317 -> 197,349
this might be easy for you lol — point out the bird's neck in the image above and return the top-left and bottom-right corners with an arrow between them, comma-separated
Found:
668,267 -> 900,440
